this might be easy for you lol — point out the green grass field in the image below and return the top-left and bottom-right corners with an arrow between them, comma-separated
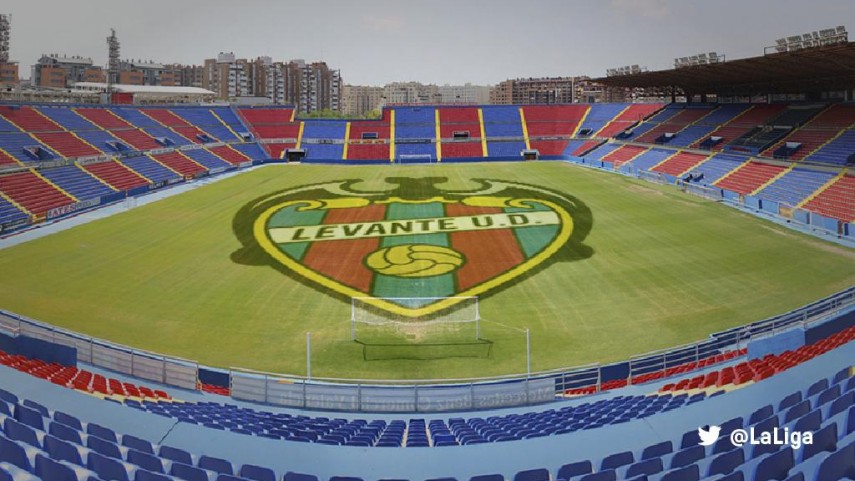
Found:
1,162 -> 853,380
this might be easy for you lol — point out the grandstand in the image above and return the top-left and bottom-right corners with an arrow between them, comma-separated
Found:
0,19 -> 854,481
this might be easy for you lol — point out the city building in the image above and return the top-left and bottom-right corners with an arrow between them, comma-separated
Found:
342,84 -> 384,117
383,81 -> 441,105
203,52 -> 252,99
31,54 -> 105,88
0,13 -> 17,86
490,77 -> 577,105
438,83 -> 491,104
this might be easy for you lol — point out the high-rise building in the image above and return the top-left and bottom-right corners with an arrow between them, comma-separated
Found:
203,52 -> 252,99
31,55 -> 105,88
383,82 -> 440,105
169,64 -> 205,89
438,83 -> 491,104
490,77 -> 576,105
342,85 -> 384,117
117,60 -> 172,86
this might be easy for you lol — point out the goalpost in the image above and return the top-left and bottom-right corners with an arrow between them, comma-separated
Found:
350,296 -> 479,343
395,154 -> 435,164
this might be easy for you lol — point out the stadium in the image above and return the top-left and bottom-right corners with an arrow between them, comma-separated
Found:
0,3 -> 854,481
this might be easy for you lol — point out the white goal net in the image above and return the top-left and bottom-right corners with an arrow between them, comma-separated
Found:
396,154 -> 435,164
350,296 -> 480,342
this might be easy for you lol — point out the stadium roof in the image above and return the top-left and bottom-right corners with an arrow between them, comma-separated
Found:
595,42 -> 855,96
73,83 -> 215,95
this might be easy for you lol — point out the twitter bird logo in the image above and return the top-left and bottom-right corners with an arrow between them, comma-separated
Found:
698,425 -> 721,446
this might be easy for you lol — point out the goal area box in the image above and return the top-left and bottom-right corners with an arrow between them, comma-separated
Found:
395,154 -> 435,164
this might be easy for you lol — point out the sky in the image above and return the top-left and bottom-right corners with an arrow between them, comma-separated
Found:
3,0 -> 854,86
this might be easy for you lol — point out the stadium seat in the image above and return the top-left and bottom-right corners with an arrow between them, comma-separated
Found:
283,473 -> 320,481
4,418 -> 40,448
240,464 -> 277,481
159,445 -> 193,465
53,411 -> 83,431
171,462 -> 210,481
558,460 -> 593,480
600,451 -> 634,470
513,468 -> 549,481
88,434 -> 123,459
641,441 -> 673,460
14,404 -> 45,431
200,455 -> 235,475
127,449 -> 165,473
750,448 -> 793,481
88,451 -> 132,481
0,435 -> 32,471
49,421 -> 82,445
136,470 -> 173,481
88,422 -> 119,443
35,453 -> 78,481
122,434 -> 155,454
44,434 -> 83,465
660,465 -> 699,481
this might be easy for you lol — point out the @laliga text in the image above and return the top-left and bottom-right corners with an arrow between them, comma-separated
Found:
728,427 -> 813,449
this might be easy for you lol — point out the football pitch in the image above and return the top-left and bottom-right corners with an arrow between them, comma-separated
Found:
1,162 -> 853,380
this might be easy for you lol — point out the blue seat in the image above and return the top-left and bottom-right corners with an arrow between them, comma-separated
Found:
815,385 -> 841,409
799,422 -> 837,463
122,434 -> 154,454
0,388 -> 18,404
329,477 -> 364,481
53,411 -> 83,431
159,445 -> 193,465
0,435 -> 32,471
625,458 -> 663,478
578,470 -> 616,481
49,421 -> 83,445
706,448 -> 744,477
659,465 -> 699,481
0,467 -> 11,481
240,464 -> 276,481
679,430 -> 701,449
88,451 -> 131,481
641,441 -> 672,460
21,401 -> 49,418
87,435 -> 123,459
513,468 -> 549,481
558,460 -> 592,480
127,449 -> 164,473
778,392 -> 802,411
716,472 -> 744,481
35,453 -> 78,481
136,470 -> 173,481
751,448 -> 793,481
218,475 -> 252,481
601,451 -> 634,470
283,473 -> 319,481
199,455 -> 234,475
670,445 -> 704,469
4,418 -> 40,448
13,405 -> 44,431
470,476 -> 503,481
783,400 -> 811,424
87,423 -> 119,443
749,405 -> 774,425
171,463 -> 209,481
812,438 -> 855,481
806,378 -> 829,398
44,434 -> 83,465
782,472 -> 803,481
826,391 -> 853,418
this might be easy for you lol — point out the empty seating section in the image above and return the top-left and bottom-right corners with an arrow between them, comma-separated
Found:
210,108 -> 247,133
0,133 -> 55,163
602,145 -> 648,167
755,168 -> 837,207
0,106 -> 61,132
151,152 -> 207,177
75,108 -> 162,151
347,122 -> 390,161
629,148 -> 677,172
651,152 -> 709,177
0,349 -> 170,399
181,149 -> 231,171
567,140 -> 603,157
120,157 -> 181,184
763,104 -> 855,160
173,108 -> 240,142
626,105 -> 683,139
529,140 -> 570,156
38,165 -> 116,200
111,108 -> 160,129
143,126 -> 191,147
575,104 -> 627,138
486,141 -> 526,158
806,130 -> 855,165
594,103 -> 665,139
695,104 -> 787,150
143,110 -> 213,144
395,107 -> 436,139
395,142 -> 436,159
109,129 -> 162,151
0,171 -> 73,214
713,161 -> 787,195
0,195 -> 27,225
82,161 -> 149,191
436,107 -> 483,159
802,174 -> 855,222
207,146 -> 252,165
231,143 -> 267,161
667,105 -> 750,148
0,149 -> 18,166
633,107 -> 716,144
301,121 -> 346,160
685,153 -> 747,185
36,107 -> 102,136
584,143 -> 622,161
238,108 -> 297,139
482,106 -> 524,138
73,130 -> 125,153
30,132 -> 101,158
522,105 -> 588,137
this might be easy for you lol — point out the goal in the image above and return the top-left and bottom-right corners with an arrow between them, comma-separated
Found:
396,154 -> 435,164
350,296 -> 480,343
